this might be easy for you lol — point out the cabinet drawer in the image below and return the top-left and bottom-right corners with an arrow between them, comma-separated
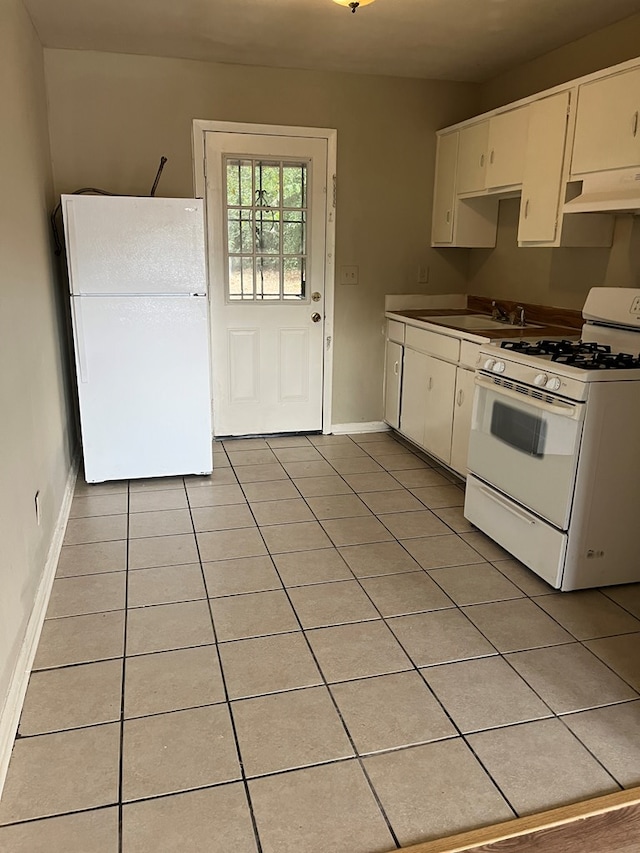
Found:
387,319 -> 405,344
459,340 -> 482,369
405,325 -> 460,362
465,475 -> 565,588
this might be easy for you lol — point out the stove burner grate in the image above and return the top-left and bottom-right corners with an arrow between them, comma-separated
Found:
501,339 -> 611,356
553,351 -> 640,369
500,339 -> 640,369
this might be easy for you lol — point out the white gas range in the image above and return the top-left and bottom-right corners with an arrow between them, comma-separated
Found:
464,287 -> 640,591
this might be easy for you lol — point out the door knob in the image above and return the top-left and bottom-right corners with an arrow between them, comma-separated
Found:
311,291 -> 321,302
311,312 -> 322,323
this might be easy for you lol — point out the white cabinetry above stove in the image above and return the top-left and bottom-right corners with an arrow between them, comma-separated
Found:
571,66 -> 640,176
429,56 -> 640,249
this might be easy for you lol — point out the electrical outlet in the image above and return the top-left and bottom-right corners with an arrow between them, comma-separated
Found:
418,265 -> 430,284
340,265 -> 358,285
34,490 -> 41,526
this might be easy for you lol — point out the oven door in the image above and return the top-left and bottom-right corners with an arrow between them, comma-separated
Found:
468,374 -> 586,530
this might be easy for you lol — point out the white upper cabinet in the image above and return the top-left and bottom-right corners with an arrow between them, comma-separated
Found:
518,92 -> 570,244
431,131 -> 459,244
571,67 -> 640,175
485,106 -> 530,188
457,122 -> 489,194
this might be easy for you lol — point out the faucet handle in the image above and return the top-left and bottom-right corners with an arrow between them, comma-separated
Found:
516,305 -> 526,326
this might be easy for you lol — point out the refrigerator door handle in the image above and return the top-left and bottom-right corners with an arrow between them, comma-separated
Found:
71,299 -> 89,383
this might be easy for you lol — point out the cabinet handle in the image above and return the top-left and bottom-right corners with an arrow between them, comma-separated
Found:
445,210 -> 451,223
393,360 -> 399,376
524,199 -> 530,219
634,111 -> 639,138
457,389 -> 463,406
480,153 -> 485,167
428,377 -> 433,391
489,149 -> 495,164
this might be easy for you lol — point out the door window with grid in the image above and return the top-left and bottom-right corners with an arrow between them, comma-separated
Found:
225,158 -> 308,302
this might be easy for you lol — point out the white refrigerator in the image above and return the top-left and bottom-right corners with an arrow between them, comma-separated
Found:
62,195 -> 213,483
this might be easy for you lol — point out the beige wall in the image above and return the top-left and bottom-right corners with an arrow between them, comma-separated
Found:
480,11 -> 640,111
43,49 -> 476,424
467,201 -> 640,310
467,16 -> 640,309
0,1 -> 74,723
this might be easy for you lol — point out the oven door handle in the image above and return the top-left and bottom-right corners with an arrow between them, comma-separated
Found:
478,485 -> 536,525
475,374 -> 583,420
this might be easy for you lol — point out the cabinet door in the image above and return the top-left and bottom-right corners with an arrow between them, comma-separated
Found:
450,367 -> 476,475
400,348 -> 429,447
384,340 -> 403,430
518,92 -> 570,244
485,106 -> 530,188
423,355 -> 456,465
457,121 -> 489,194
431,131 -> 459,244
572,68 -> 640,175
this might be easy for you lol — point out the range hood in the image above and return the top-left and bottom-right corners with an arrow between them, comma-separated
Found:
563,168 -> 640,214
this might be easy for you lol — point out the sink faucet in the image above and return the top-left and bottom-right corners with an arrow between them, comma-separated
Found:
509,305 -> 526,326
491,300 -> 508,322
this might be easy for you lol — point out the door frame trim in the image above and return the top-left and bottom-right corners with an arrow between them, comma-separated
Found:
192,120 -> 337,435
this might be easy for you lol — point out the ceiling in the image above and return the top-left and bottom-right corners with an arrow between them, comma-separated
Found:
24,0 -> 640,82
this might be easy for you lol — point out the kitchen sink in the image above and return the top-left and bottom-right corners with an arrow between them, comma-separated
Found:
416,314 -> 543,331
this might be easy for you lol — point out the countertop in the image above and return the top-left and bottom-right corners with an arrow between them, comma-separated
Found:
385,307 -> 579,344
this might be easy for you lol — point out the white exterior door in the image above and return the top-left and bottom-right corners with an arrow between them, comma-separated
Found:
204,131 -> 330,436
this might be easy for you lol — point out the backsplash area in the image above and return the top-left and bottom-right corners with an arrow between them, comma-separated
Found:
466,199 -> 640,310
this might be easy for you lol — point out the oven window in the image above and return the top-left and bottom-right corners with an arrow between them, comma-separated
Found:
490,401 -> 547,457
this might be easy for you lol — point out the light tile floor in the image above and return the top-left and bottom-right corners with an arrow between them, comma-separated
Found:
2,432 -> 640,852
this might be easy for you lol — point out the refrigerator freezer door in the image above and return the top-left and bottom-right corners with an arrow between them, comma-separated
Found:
72,295 -> 212,481
62,196 -> 207,296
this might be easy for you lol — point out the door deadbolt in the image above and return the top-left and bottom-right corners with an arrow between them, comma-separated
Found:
311,292 -> 321,302
311,312 -> 322,323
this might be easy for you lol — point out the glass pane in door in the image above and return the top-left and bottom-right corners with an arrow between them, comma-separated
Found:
225,158 -> 309,302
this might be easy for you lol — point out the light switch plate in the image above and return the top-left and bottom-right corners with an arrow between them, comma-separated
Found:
340,265 -> 358,285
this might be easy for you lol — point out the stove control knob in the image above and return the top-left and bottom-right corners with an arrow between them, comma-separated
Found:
546,377 -> 561,391
534,373 -> 548,387
483,358 -> 496,371
492,361 -> 506,374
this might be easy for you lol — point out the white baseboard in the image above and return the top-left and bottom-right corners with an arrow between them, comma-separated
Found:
0,453 -> 79,797
330,421 -> 389,435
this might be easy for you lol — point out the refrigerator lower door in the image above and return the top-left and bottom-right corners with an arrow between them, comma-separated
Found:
72,295 -> 212,482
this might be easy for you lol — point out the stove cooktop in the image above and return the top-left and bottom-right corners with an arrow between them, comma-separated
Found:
500,339 -> 640,370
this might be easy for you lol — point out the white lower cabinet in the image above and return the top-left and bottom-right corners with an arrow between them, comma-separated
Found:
385,319 -> 480,476
450,367 -> 476,475
423,355 -> 456,465
384,340 -> 403,430
400,347 -> 429,446
398,338 -> 456,467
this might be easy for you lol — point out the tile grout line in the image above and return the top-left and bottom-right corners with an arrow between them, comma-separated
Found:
309,530 -> 525,821
235,478 -> 404,851
6,436 -> 640,841
185,472 -> 265,853
281,438 -> 604,819
117,479 -> 131,853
